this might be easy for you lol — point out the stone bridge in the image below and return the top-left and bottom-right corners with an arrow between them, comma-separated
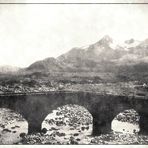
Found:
0,91 -> 148,136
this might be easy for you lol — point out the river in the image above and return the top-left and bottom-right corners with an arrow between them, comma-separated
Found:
0,107 -> 140,144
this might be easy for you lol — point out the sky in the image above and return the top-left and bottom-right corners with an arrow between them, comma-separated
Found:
0,1 -> 148,67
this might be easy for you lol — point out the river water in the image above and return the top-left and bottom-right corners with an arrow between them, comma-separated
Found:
0,108 -> 140,144
112,120 -> 139,134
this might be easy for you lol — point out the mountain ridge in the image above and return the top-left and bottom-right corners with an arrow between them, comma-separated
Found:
26,35 -> 148,73
2,35 -> 148,74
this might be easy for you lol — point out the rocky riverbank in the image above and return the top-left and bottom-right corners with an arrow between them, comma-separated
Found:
115,109 -> 139,124
0,105 -> 147,144
19,105 -> 148,144
0,108 -> 28,144
19,132 -> 148,145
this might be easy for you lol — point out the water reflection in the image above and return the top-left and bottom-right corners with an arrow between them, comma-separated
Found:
112,120 -> 139,134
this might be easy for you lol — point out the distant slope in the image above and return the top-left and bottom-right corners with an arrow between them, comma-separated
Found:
27,57 -> 65,72
0,65 -> 20,74
26,35 -> 148,73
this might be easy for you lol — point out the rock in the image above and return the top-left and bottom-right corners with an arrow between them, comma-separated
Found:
20,133 -> 26,138
51,127 -> 58,130
69,123 -> 73,126
76,138 -> 81,141
11,126 -> 16,129
86,126 -> 89,130
56,132 -> 66,137
56,112 -> 62,116
0,124 -> 5,128
2,128 -> 11,132
15,125 -> 20,128
81,127 -> 85,131
41,128 -> 47,134
74,133 -> 79,136
45,142 -> 52,144
69,136 -> 78,144
56,121 -> 65,126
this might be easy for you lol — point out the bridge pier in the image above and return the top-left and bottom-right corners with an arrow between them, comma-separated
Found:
92,116 -> 112,136
28,121 -> 42,134
139,113 -> 148,135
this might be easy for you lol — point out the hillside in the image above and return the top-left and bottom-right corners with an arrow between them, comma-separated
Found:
0,65 -> 20,74
26,35 -> 148,73
1,35 -> 148,74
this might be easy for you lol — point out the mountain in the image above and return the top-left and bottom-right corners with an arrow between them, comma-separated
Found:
27,57 -> 67,72
26,35 -> 148,73
58,35 -> 129,63
0,65 -> 20,74
57,35 -> 127,71
124,38 -> 141,48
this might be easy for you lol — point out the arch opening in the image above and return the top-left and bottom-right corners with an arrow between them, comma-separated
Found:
0,108 -> 28,144
42,104 -> 93,141
111,109 -> 140,134
19,104 -> 93,144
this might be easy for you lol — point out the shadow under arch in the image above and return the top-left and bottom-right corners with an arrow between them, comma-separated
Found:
41,104 -> 93,137
111,109 -> 140,134
0,107 -> 28,144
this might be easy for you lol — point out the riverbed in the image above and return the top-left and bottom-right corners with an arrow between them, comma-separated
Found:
0,106 -> 147,144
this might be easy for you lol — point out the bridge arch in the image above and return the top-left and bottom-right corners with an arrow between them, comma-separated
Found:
111,109 -> 140,134
0,107 -> 28,144
89,96 -> 141,136
41,104 -> 93,137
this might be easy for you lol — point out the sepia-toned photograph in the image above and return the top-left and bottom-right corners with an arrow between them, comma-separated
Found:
0,0 -> 148,145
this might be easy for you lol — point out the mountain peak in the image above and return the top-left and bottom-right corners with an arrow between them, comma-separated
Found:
141,38 -> 148,45
97,35 -> 113,45
125,38 -> 135,44
26,36 -> 148,73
